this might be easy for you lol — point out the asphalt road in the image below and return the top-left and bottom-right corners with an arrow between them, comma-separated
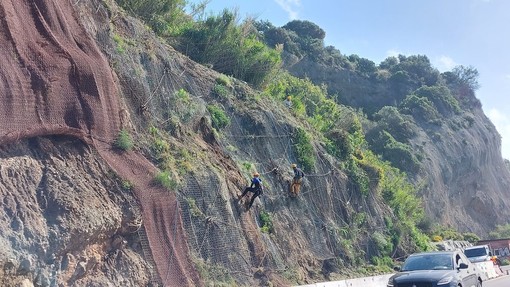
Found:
485,275 -> 510,287
484,265 -> 510,287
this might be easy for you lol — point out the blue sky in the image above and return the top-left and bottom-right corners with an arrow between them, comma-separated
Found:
190,0 -> 510,159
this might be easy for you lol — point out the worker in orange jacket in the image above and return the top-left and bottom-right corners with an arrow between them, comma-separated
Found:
290,163 -> 305,196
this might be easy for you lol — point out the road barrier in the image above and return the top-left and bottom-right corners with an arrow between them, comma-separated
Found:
296,262 -> 505,287
295,273 -> 394,287
474,261 -> 499,281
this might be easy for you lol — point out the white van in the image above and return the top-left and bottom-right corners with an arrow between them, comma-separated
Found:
464,245 -> 492,263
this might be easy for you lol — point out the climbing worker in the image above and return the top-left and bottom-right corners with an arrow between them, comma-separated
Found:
290,163 -> 305,196
239,172 -> 264,209
284,95 -> 292,109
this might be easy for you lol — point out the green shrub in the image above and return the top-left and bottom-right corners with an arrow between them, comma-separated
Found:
212,84 -> 230,98
431,227 -> 463,241
148,125 -> 159,136
153,138 -> 170,152
371,232 -> 393,255
369,130 -> 420,173
207,105 -> 230,130
259,211 -> 274,233
399,94 -> 440,124
462,232 -> 480,243
176,88 -> 190,102
325,129 -> 352,160
357,158 -> 384,191
414,85 -> 461,115
370,256 -> 394,272
154,170 -> 178,190
293,127 -> 315,172
112,33 -> 126,54
338,238 -> 356,263
379,162 -> 428,253
489,224 -> 510,239
242,162 -> 253,172
171,89 -> 199,124
121,180 -> 133,190
115,0 -> 189,37
176,10 -> 281,87
115,129 -> 134,151
345,159 -> 370,195
215,74 -> 231,86
373,106 -> 416,143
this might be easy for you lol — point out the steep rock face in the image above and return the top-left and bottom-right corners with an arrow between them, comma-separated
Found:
414,108 -> 510,233
0,136 -> 149,287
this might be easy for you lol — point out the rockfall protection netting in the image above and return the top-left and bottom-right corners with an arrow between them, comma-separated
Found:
221,107 -> 390,264
226,112 -> 343,258
0,0 -> 201,286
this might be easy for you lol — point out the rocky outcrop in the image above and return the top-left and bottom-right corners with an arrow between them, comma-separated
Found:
414,107 -> 510,233
0,136 -> 149,286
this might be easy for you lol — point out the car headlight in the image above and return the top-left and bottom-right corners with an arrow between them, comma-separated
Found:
386,277 -> 394,287
437,276 -> 453,285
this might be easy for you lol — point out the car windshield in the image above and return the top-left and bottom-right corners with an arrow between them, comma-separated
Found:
401,254 -> 453,271
464,248 -> 487,257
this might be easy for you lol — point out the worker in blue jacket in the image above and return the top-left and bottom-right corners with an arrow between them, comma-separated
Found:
239,172 -> 263,209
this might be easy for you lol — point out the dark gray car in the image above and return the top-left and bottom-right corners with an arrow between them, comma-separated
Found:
387,250 -> 482,287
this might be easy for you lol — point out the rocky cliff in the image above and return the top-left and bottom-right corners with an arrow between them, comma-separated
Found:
286,57 -> 510,235
1,1 -> 510,287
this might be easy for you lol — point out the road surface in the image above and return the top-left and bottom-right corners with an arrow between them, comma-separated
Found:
485,275 -> 510,287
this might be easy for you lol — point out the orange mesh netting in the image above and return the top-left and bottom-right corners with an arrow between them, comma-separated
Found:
0,0 -> 201,286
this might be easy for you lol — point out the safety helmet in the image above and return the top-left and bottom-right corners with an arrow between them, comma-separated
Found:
291,163 -> 297,168
253,172 -> 260,177
287,95 -> 292,100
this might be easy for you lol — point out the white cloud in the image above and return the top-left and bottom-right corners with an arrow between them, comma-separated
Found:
274,0 -> 301,20
488,108 -> 510,159
386,49 -> 401,58
434,55 -> 457,72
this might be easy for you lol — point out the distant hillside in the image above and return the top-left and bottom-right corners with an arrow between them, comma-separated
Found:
256,19 -> 510,234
